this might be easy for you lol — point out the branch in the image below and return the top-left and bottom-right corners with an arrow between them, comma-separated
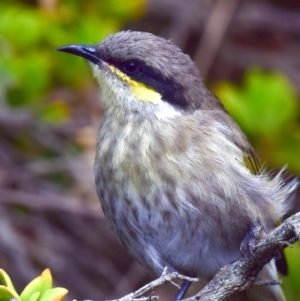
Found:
104,269 -> 198,301
103,212 -> 300,301
186,212 -> 300,301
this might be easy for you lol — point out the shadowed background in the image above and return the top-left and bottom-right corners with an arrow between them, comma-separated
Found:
0,0 -> 300,300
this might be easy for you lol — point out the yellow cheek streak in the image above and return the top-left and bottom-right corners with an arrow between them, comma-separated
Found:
106,63 -> 162,103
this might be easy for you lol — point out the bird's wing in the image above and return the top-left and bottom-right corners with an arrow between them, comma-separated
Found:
236,137 -> 260,175
201,92 -> 261,175
208,107 -> 261,175
211,107 -> 288,276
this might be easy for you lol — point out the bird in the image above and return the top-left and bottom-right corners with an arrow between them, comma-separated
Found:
57,31 -> 297,301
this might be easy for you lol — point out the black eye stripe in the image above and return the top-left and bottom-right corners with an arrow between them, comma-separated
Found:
107,58 -> 188,109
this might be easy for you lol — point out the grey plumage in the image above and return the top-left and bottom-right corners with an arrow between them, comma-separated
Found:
58,31 -> 297,301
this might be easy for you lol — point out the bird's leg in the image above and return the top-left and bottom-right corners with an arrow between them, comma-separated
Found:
240,223 -> 262,256
173,278 -> 192,301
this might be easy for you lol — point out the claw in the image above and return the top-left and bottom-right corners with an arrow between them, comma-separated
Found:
240,223 -> 262,256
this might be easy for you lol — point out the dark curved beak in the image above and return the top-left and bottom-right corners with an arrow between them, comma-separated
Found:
57,44 -> 100,64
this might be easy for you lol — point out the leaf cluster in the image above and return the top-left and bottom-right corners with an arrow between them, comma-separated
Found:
214,67 -> 300,174
0,268 -> 67,301
0,0 -> 145,123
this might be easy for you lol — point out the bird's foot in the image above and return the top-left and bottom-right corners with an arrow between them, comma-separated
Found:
240,223 -> 262,256
173,280 -> 192,301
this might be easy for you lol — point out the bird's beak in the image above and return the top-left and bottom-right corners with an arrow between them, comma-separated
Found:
57,44 -> 100,64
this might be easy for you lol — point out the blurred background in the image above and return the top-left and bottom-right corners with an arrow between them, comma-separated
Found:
0,0 -> 300,300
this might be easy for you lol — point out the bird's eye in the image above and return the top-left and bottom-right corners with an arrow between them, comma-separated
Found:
124,61 -> 138,73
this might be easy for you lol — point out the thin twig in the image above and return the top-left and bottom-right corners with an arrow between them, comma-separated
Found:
193,0 -> 240,79
106,272 -> 198,301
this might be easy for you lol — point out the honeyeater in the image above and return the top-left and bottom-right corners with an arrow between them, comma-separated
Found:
58,31 -> 297,301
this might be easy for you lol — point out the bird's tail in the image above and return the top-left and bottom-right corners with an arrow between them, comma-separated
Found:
233,260 -> 286,301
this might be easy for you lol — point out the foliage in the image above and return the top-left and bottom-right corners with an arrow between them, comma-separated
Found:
0,0 -> 145,190
281,243 -> 300,301
214,67 -> 300,174
0,0 -> 145,124
0,268 -> 68,301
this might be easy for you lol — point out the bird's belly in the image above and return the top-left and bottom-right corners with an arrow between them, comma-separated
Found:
95,125 -> 251,279
98,181 -> 247,279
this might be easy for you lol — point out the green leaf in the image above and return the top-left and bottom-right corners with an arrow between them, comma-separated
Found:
20,269 -> 52,301
39,288 -> 68,301
0,6 -> 41,50
214,67 -> 298,139
0,286 -> 20,301
0,269 -> 17,292
281,243 -> 300,301
27,292 -> 40,301
271,131 -> 300,174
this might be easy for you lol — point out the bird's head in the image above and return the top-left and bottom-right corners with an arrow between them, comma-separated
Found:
57,31 -> 212,120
